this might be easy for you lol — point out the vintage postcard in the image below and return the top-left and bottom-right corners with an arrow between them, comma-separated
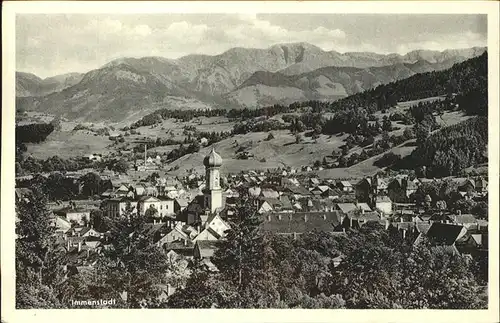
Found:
1,1 -> 499,323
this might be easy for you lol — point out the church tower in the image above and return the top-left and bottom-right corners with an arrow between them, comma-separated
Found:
203,148 -> 223,213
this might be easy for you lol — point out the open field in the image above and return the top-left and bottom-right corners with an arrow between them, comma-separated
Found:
16,111 -> 56,125
134,116 -> 235,141
317,140 -> 417,179
347,144 -> 416,176
341,110 -> 472,177
21,97 -> 473,177
372,96 -> 446,120
167,130 -> 348,176
436,110 -> 474,127
396,95 -> 447,108
25,130 -> 112,159
22,115 -> 236,160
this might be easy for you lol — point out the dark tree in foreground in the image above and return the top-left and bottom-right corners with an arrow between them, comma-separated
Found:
55,203 -> 170,308
374,152 -> 401,168
16,188 -> 486,309
16,186 -> 64,308
79,172 -> 102,197
331,225 -> 486,309
168,196 -> 345,309
91,203 -> 169,307
169,196 -> 274,308
112,159 -> 129,174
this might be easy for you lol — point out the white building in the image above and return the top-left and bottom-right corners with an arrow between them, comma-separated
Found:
203,148 -> 223,213
137,196 -> 175,218
106,198 -> 138,217
194,213 -> 231,241
88,153 -> 103,162
375,196 -> 392,217
200,137 -> 209,146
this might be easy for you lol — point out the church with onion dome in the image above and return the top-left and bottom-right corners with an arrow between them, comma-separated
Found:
202,147 -> 223,213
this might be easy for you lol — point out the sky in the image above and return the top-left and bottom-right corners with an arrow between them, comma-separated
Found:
16,14 -> 487,78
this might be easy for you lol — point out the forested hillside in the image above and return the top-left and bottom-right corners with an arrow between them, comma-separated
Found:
132,51 -> 488,131
398,117 -> 488,177
16,123 -> 55,144
318,52 -> 488,115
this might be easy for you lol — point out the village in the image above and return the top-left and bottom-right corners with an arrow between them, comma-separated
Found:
15,146 -> 489,301
7,6 -> 499,316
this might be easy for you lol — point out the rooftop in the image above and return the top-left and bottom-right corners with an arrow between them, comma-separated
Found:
337,203 -> 357,214
426,222 -> 465,245
453,214 -> 478,224
376,196 -> 392,203
261,212 -> 342,234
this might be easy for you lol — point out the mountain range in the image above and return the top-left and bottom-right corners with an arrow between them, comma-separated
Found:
16,42 -> 486,122
16,72 -> 84,97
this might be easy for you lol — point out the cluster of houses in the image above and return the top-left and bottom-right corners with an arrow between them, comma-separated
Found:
15,148 -> 489,300
134,155 -> 162,172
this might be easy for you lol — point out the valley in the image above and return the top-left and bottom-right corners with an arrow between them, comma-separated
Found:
15,47 -> 487,180
19,96 -> 472,178
12,12 -> 492,312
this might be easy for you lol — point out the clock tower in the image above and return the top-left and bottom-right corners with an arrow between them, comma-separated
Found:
203,147 -> 223,213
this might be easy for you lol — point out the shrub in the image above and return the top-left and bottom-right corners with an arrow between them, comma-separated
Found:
374,152 -> 401,168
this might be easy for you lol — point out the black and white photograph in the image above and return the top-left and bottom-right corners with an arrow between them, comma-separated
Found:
2,1 -> 499,322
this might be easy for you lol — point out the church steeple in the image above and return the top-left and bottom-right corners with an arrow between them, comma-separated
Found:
203,148 -> 223,213
203,147 -> 223,168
